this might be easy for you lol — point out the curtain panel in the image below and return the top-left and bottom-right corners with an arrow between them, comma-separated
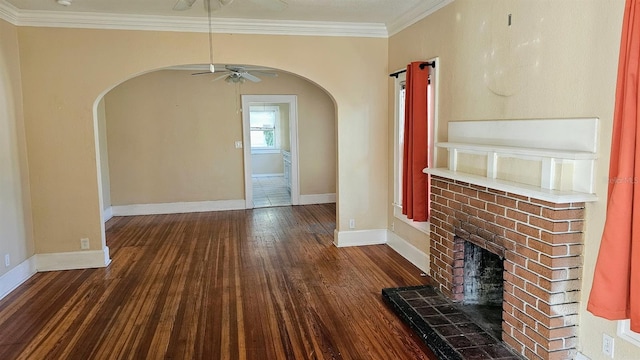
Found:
587,0 -> 640,332
402,62 -> 431,222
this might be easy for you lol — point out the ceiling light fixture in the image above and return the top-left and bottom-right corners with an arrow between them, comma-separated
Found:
56,0 -> 72,6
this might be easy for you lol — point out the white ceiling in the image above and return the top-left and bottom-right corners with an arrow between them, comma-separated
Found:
0,0 -> 453,36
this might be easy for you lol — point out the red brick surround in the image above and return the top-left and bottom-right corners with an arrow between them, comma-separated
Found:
429,175 -> 585,360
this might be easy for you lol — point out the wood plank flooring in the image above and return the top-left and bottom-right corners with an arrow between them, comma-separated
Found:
0,204 -> 435,359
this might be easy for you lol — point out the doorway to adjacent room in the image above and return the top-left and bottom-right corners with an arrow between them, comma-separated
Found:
242,95 -> 299,208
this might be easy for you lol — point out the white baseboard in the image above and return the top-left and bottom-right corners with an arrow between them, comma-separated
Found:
386,231 -> 430,274
299,193 -> 336,205
574,352 -> 590,360
111,200 -> 246,216
0,256 -> 37,301
332,229 -> 430,274
36,246 -> 111,272
103,206 -> 113,222
333,229 -> 387,247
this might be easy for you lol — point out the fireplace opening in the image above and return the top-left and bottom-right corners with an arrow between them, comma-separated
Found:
458,241 -> 504,339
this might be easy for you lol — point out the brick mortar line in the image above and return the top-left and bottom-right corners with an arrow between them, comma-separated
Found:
433,203 -> 585,240
432,178 -> 586,210
508,262 -> 582,286
515,223 -> 584,245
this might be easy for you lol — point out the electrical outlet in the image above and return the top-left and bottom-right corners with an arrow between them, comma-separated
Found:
80,238 -> 90,250
602,333 -> 615,358
349,219 -> 355,229
4,254 -> 9,267
391,222 -> 395,231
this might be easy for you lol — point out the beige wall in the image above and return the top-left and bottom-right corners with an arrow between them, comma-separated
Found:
0,19 -> 34,276
16,27 -> 387,254
252,153 -> 284,175
104,70 -> 334,205
389,1 -> 631,359
104,70 -> 245,204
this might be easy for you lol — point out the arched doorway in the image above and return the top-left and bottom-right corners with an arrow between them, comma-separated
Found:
95,64 -> 336,221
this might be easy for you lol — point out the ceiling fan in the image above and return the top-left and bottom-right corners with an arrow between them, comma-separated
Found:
173,0 -> 288,12
194,65 -> 278,83
176,0 -> 286,79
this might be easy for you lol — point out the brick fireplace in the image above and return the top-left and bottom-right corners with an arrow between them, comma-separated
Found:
429,175 -> 585,360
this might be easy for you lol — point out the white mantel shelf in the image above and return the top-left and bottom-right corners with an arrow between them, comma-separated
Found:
437,142 -> 597,160
425,168 -> 598,204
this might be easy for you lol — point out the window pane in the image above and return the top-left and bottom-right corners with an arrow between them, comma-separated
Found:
249,111 -> 276,129
250,110 -> 277,148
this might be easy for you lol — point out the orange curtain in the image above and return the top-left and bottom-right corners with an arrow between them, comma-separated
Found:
587,0 -> 640,332
402,62 -> 430,222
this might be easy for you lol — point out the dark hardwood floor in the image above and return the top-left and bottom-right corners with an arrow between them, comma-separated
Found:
0,204 -> 435,359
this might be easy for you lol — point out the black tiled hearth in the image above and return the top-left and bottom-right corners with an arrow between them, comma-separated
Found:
382,286 -> 523,360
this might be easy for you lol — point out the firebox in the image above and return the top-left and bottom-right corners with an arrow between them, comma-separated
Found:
458,239 -> 504,339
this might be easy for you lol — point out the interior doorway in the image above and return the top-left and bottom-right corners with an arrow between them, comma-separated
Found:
242,95 -> 299,208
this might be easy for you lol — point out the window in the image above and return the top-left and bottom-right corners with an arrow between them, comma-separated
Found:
249,107 -> 279,149
393,60 -> 437,233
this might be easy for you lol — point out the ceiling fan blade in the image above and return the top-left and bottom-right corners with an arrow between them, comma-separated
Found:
212,74 -> 230,82
240,72 -> 262,82
249,0 -> 287,11
173,0 -> 197,11
249,70 -> 278,77
225,65 -> 244,72
192,69 -> 230,76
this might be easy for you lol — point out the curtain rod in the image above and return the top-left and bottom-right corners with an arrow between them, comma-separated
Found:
389,61 -> 435,78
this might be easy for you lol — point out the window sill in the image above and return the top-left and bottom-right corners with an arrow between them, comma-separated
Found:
393,204 -> 430,234
251,149 -> 282,155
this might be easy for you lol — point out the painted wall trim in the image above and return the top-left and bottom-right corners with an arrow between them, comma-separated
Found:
112,200 -> 246,216
386,0 -> 454,36
36,246 -> 111,272
103,206 -> 113,223
0,1 -> 18,24
7,9 -> 388,38
0,256 -> 37,301
618,320 -> 640,348
299,193 -> 336,205
0,0 -> 452,38
333,229 -> 387,247
386,231 -> 430,274
574,352 -> 590,360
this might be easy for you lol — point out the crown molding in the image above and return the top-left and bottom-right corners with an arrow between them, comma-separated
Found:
0,0 -> 452,38
386,0 -> 454,36
1,5 -> 388,38
0,1 -> 19,24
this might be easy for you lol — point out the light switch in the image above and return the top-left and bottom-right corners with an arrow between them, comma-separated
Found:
235,141 -> 243,149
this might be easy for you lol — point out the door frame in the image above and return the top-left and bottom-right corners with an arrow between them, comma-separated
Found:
241,94 -> 299,209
